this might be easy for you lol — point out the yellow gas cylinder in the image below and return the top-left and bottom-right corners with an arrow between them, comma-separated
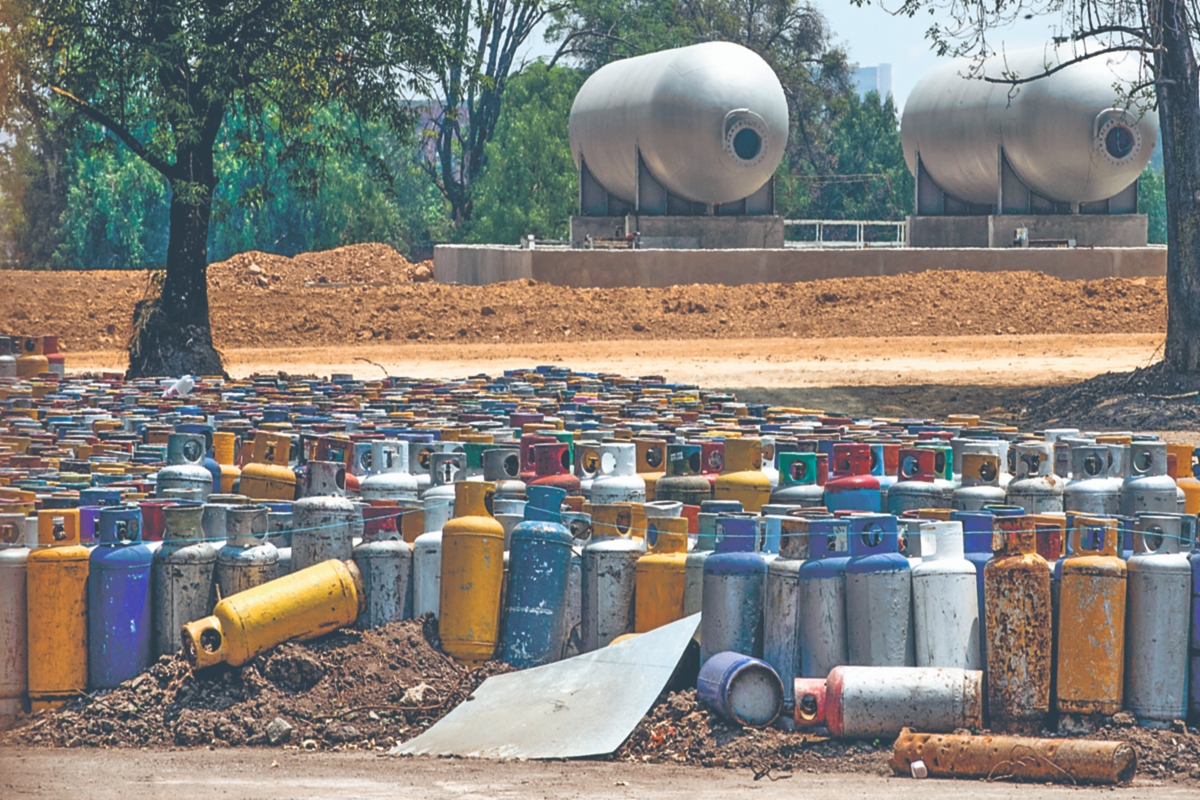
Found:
15,336 -> 50,379
634,516 -> 689,632
714,438 -> 771,513
1166,443 -> 1200,514
1055,516 -> 1126,722
26,509 -> 89,710
239,432 -> 296,501
634,439 -> 667,501
182,559 -> 363,668
212,432 -> 242,494
439,481 -> 506,665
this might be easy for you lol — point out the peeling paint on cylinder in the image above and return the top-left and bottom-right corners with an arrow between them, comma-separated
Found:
984,515 -> 1052,734
1125,513 -> 1191,727
352,505 -> 413,629
152,505 -> 217,657
1005,442 -> 1064,513
1055,516 -> 1126,721
215,505 -> 279,598
292,462 -> 362,573
763,517 -> 811,707
0,513 -> 31,720
580,503 -> 644,652
701,516 -> 769,662
27,509 -> 90,710
846,513 -> 912,666
798,518 -> 851,678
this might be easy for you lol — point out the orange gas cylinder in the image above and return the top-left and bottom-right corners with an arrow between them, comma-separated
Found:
15,336 -> 50,379
212,432 -> 242,494
27,509 -> 89,710
714,438 -> 771,513
239,432 -> 296,501
635,439 -> 667,501
1166,443 -> 1200,514
634,516 -> 689,632
439,482 -> 506,665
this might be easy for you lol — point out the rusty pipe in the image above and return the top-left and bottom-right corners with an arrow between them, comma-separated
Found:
891,728 -> 1136,785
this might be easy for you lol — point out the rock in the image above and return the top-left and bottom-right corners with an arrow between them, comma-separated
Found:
1173,719 -> 1188,733
1112,711 -> 1137,727
480,305 -> 496,316
266,717 -> 294,745
255,275 -> 270,288
412,265 -> 434,282
341,725 -> 359,740
264,649 -> 326,691
248,263 -> 263,274
632,323 -> 646,332
402,682 -> 432,705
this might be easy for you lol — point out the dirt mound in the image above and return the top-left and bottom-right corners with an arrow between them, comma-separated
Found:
1,617 -> 506,751
1093,713 -> 1200,783
1,263 -> 1165,352
616,690 -> 890,776
1016,360 -> 1200,429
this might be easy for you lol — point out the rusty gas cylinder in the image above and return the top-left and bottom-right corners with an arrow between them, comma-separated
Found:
984,514 -> 1052,734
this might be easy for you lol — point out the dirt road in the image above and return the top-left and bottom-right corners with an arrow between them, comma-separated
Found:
0,747 -> 1186,800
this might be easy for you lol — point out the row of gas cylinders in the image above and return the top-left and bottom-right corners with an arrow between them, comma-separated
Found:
7,466 -> 1200,735
0,336 -> 65,380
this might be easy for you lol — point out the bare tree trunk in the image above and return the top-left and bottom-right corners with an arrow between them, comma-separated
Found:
126,149 -> 224,378
1158,0 -> 1200,372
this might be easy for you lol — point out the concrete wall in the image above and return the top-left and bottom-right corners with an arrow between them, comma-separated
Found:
570,215 -> 786,249
434,244 -> 1167,287
909,214 -> 1149,248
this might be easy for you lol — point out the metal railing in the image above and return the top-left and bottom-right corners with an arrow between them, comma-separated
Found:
784,219 -> 908,248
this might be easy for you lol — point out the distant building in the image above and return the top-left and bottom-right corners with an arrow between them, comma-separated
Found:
852,64 -> 892,99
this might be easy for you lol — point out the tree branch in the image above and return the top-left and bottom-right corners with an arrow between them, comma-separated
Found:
981,45 -> 1153,85
49,86 -> 177,178
547,29 -> 633,69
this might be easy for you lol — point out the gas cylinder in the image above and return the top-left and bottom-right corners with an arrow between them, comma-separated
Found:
581,503 -> 644,651
701,516 -> 768,662
215,505 -> 278,597
634,516 -> 689,633
1121,442 -> 1178,516
984,515 -> 1052,734
953,453 -> 1006,511
40,334 -> 64,376
714,438 -> 771,513
267,507 -> 294,578
152,504 -> 217,657
793,666 -> 983,738
845,513 -> 912,666
697,651 -> 785,729
888,448 -> 950,514
360,439 -> 420,502
412,529 -> 443,618
15,335 -> 49,378
764,516 -> 810,710
1064,444 -> 1121,515
212,431 -> 241,494
912,521 -> 981,670
0,335 -> 16,379
798,518 -> 851,678
572,442 -> 602,499
239,432 -> 297,501
1190,540 -> 1200,723
590,443 -> 647,504
1056,515 -> 1126,726
292,461 -> 362,573
0,513 -> 32,720
201,493 -> 250,548
483,447 -> 526,501
1005,442 -> 1064,513
527,442 -> 581,495
953,438 -> 1009,489
87,506 -> 152,689
423,451 -> 467,534
502,485 -> 575,667
823,443 -> 881,513
634,439 -> 667,501
439,481 -> 505,664
1166,443 -> 1200,515
684,500 -> 743,616
175,423 -> 222,494
27,509 -> 89,710
352,505 -> 414,629
1125,513 -> 1192,727
870,442 -> 900,507
656,443 -> 712,506
771,451 -> 825,507
182,558 -> 363,668
156,433 -> 215,501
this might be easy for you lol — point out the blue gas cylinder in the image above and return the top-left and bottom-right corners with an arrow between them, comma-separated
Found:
501,485 -> 575,669
823,443 -> 882,513
701,516 -> 768,663
797,518 -> 852,677
88,506 -> 153,689
696,500 -> 742,550
176,422 -> 221,494
845,513 -> 912,666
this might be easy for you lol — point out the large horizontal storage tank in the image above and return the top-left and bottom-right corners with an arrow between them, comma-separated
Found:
901,48 -> 1159,206
569,42 -> 788,206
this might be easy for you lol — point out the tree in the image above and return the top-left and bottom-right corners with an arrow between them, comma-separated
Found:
424,0 -> 562,227
1,0 -> 448,376
1139,167 -> 1167,245
466,65 -> 582,244
885,0 -> 1200,371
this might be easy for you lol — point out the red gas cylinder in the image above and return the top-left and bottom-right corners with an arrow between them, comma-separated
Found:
527,442 -> 581,495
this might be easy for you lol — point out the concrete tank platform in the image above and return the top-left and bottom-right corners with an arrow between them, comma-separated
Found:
434,244 -> 1166,287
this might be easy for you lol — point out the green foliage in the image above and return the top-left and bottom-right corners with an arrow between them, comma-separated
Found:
466,66 -> 583,244
1140,167 -> 1167,244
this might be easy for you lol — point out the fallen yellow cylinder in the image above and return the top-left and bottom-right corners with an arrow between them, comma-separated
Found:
891,728 -> 1137,785
182,558 -> 363,668
27,509 -> 89,710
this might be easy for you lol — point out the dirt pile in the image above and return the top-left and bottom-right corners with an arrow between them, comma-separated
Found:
1093,713 -> 1200,783
1,617 -> 506,751
2,262 -> 1166,352
1016,360 -> 1200,429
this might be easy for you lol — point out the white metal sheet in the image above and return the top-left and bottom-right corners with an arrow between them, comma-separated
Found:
392,613 -> 701,759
